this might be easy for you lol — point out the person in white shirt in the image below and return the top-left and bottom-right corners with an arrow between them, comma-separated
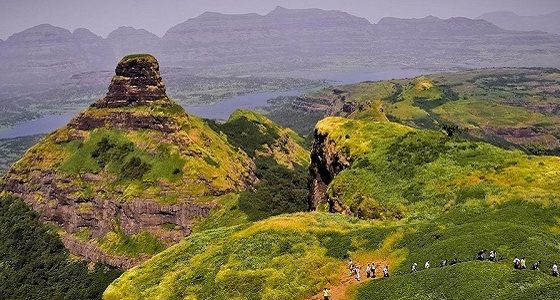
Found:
425,260 -> 430,269
513,257 -> 520,269
383,266 -> 390,278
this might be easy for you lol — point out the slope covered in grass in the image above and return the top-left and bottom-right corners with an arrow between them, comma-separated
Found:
214,109 -> 310,169
103,213 -> 397,300
316,117 -> 560,221
196,110 -> 311,229
105,114 -> 560,299
355,262 -> 560,300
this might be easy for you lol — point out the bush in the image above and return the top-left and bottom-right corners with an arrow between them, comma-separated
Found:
120,156 -> 150,180
238,157 -> 308,221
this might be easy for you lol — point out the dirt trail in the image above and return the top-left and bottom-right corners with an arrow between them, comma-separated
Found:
306,232 -> 405,300
306,260 -> 387,300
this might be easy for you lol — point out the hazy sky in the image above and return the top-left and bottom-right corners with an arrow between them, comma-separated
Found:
2,0 -> 560,40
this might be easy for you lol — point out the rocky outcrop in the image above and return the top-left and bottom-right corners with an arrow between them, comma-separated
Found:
94,54 -> 168,108
3,171 -> 215,242
308,129 -> 352,212
69,111 -> 179,133
61,235 -> 144,269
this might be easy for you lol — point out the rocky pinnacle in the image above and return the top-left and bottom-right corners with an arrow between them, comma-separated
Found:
95,54 -> 168,108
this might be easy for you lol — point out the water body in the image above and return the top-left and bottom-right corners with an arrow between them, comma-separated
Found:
184,89 -> 302,120
0,111 -> 79,140
0,68 -> 428,139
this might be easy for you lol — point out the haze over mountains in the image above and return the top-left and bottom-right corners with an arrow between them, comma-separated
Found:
2,6 -> 560,86
479,10 -> 560,35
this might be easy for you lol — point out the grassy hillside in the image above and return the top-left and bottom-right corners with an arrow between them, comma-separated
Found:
105,115 -> 560,299
317,117 -> 560,220
0,98 -> 259,262
213,109 -> 310,169
104,213 -> 397,300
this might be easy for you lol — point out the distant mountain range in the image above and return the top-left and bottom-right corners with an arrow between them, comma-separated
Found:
1,6 -> 560,85
478,10 -> 560,35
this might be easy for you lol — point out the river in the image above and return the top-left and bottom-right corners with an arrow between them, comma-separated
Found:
0,68 -> 428,139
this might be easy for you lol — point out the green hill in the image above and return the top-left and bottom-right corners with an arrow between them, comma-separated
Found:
196,109 -> 310,229
104,114 -> 560,299
0,55 -> 255,267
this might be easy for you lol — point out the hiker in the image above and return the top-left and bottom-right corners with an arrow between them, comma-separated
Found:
440,259 -> 448,267
383,266 -> 390,278
323,288 -> 330,300
489,250 -> 496,262
532,261 -> 541,271
348,259 -> 354,272
371,263 -> 377,278
553,263 -> 559,277
366,263 -> 372,278
513,257 -> 520,269
425,260 -> 430,269
354,266 -> 361,281
450,258 -> 458,265
477,249 -> 487,261
520,257 -> 527,270
411,263 -> 418,273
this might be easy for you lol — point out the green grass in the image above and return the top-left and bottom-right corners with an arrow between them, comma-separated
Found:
59,129 -> 184,181
317,117 -> 560,222
104,112 -> 560,300
99,226 -> 166,258
104,213 -> 393,300
215,109 -> 310,168
355,262 -> 560,300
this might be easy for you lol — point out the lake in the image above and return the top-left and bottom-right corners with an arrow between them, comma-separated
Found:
0,68 -> 428,139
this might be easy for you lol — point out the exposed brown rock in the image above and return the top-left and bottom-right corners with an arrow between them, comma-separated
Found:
61,235 -> 144,269
308,129 -> 352,212
68,111 -> 179,133
94,54 -> 168,108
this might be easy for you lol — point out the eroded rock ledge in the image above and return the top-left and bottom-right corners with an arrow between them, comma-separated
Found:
4,172 -> 215,241
68,111 -> 179,133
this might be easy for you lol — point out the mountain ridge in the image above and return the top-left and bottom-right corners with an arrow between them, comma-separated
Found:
478,10 -> 560,35
3,7 -> 560,85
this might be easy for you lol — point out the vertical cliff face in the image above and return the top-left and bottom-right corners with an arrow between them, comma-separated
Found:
1,54 -> 257,268
308,128 -> 352,213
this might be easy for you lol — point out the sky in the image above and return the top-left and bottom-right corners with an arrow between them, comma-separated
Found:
1,0 -> 560,40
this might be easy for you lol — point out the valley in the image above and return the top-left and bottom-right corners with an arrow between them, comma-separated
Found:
2,3 -> 560,300
2,54 -> 560,299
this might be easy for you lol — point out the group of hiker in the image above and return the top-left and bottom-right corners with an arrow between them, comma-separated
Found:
512,256 -> 559,277
348,259 -> 390,282
321,253 -> 560,300
410,258 -> 460,272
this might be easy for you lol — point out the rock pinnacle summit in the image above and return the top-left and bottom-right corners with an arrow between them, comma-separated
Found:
95,54 -> 168,108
